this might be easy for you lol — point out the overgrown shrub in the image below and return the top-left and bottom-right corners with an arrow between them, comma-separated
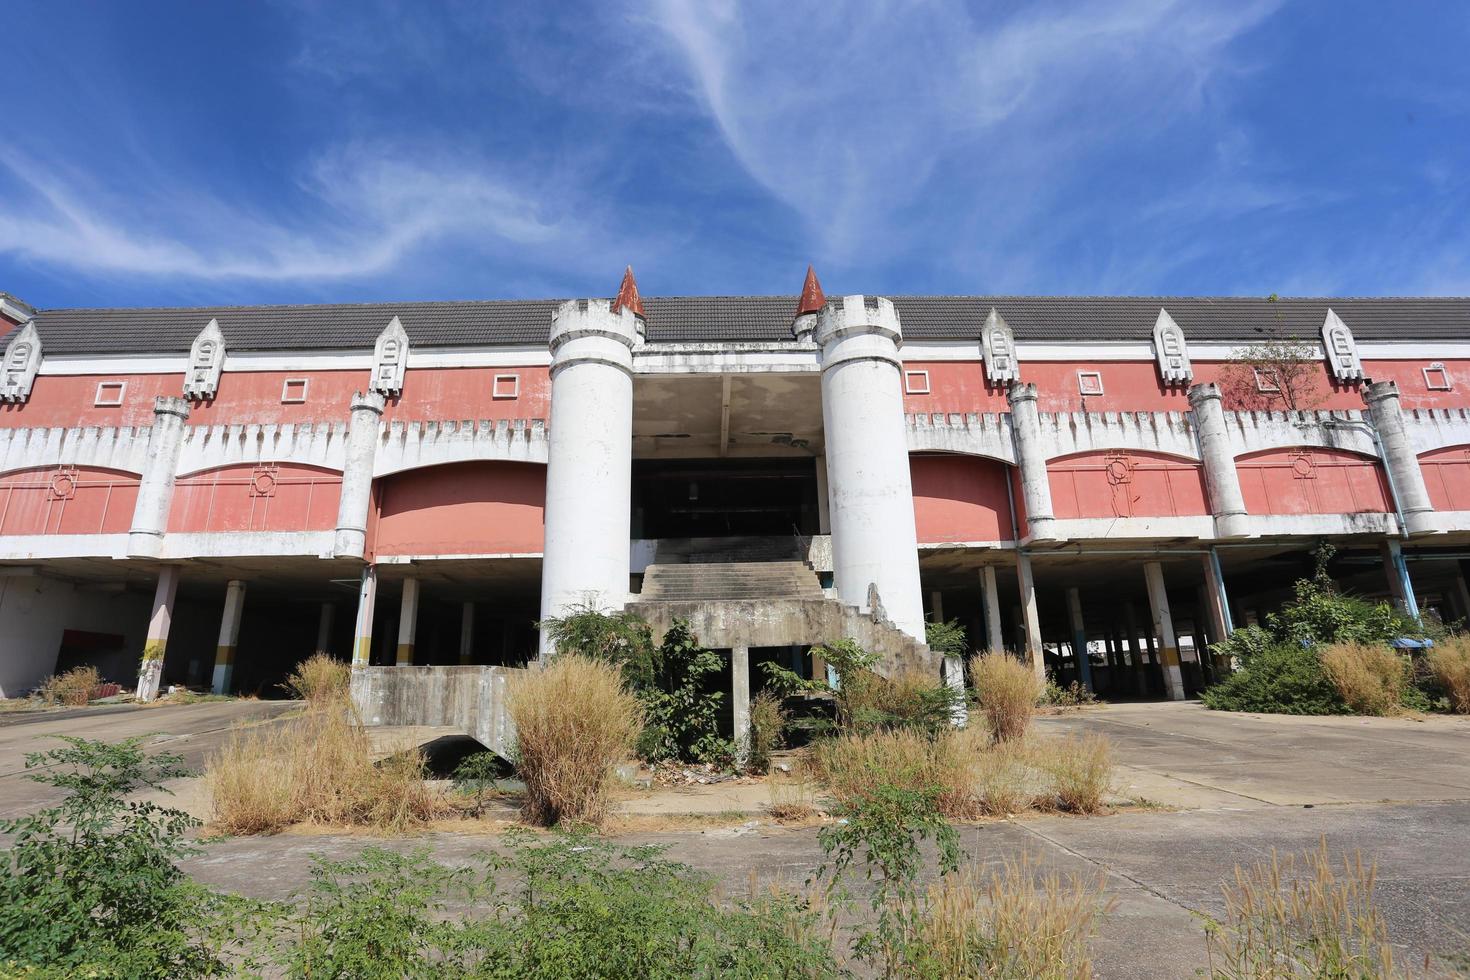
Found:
745,691 -> 788,774
453,751 -> 503,818
1041,676 -> 1098,708
509,654 -> 643,827
1201,643 -> 1348,715
971,738 -> 1039,815
839,667 -> 962,739
1427,636 -> 1470,713
537,599 -> 658,689
1031,734 -> 1113,814
814,729 -> 975,819
971,651 -> 1041,742
37,666 -> 101,706
282,653 -> 349,705
925,617 -> 969,657
1320,642 -> 1407,716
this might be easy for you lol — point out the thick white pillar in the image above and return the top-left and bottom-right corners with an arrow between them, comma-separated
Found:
732,645 -> 751,765
1364,381 -> 1435,535
538,298 -> 639,651
334,392 -> 386,559
815,454 -> 831,534
128,397 -> 190,558
459,601 -> 475,665
315,602 -> 335,657
1065,586 -> 1093,692
136,566 -> 180,701
211,579 -> 246,695
816,295 -> 925,640
980,566 -> 1004,652
1016,552 -> 1045,682
1007,383 -> 1057,542
1143,562 -> 1185,701
1188,383 -> 1250,539
351,565 -> 377,667
396,577 -> 419,665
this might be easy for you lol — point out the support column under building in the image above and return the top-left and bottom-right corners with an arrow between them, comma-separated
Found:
351,566 -> 378,667
1454,561 -> 1470,625
315,603 -> 335,657
1007,383 -> 1057,542
1065,586 -> 1093,692
396,577 -> 420,665
211,579 -> 246,695
333,392 -> 387,559
1124,602 -> 1147,696
980,566 -> 1004,653
816,295 -> 925,640
136,566 -> 180,702
1364,381 -> 1436,536
459,602 -> 475,665
1380,539 -> 1420,620
538,294 -> 640,650
128,397 -> 190,558
1016,552 -> 1045,682
1188,383 -> 1250,539
731,645 -> 750,765
1143,562 -> 1185,701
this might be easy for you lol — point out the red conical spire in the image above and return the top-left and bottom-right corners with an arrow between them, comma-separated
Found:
612,265 -> 645,318
795,264 -> 825,316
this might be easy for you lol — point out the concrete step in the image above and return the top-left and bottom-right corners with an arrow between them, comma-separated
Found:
640,560 -> 822,601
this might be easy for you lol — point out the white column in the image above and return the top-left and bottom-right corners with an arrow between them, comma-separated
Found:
1364,381 -> 1435,535
315,602 -> 335,657
1188,383 -> 1250,539
459,601 -> 475,665
1065,586 -> 1093,692
1006,383 -> 1057,542
211,579 -> 246,695
980,566 -> 1004,652
538,299 -> 639,651
396,577 -> 419,666
816,294 -> 925,640
1144,562 -> 1185,701
136,566 -> 180,701
351,565 -> 377,667
1016,552 -> 1045,682
815,454 -> 831,534
334,392 -> 387,559
128,397 -> 190,558
732,645 -> 751,765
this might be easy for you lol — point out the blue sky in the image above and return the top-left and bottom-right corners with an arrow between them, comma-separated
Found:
1,1 -> 1467,309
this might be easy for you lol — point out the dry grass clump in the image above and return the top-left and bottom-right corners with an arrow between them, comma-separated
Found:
813,729 -> 977,818
920,855 -> 1114,979
1320,642 -> 1405,716
1029,734 -> 1114,814
38,666 -> 101,706
509,654 -> 644,828
766,761 -> 819,822
1205,838 -> 1405,978
972,739 -> 1041,816
745,691 -> 787,774
970,651 -> 1042,743
207,703 -> 445,834
1427,636 -> 1470,713
283,653 -> 350,705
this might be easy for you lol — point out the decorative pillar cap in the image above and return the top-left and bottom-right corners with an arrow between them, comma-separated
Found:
349,390 -> 388,415
152,395 -> 191,421
1363,379 -> 1400,404
1006,381 -> 1038,405
612,266 -> 646,319
1187,381 -> 1223,405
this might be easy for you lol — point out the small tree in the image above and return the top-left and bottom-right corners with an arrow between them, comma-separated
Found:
1217,296 -> 1326,412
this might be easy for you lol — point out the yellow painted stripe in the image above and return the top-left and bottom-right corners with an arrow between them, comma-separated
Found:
214,645 -> 235,667
1160,646 -> 1182,667
142,639 -> 168,663
395,644 -> 414,666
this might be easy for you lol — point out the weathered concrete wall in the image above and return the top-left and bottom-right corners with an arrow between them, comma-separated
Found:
350,664 -> 522,759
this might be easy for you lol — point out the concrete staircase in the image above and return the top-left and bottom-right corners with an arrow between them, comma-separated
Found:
640,560 -> 823,602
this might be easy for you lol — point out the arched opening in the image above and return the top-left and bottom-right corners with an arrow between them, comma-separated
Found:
910,452 -> 1014,542
169,463 -> 342,533
0,465 -> 141,535
1419,444 -> 1470,511
1046,449 -> 1208,520
1235,446 -> 1390,515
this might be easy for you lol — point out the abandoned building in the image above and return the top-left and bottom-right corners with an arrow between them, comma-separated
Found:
2,269 -> 1469,747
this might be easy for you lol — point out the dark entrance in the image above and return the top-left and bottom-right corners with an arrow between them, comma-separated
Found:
632,458 -> 819,538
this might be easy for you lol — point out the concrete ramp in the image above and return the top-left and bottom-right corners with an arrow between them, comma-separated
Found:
350,665 -> 523,760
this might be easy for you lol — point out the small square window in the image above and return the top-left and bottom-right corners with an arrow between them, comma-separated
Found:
492,374 -> 520,399
1253,368 -> 1281,393
280,378 -> 309,404
1424,363 -> 1452,391
93,381 -> 126,407
1077,371 -> 1104,396
903,370 -> 930,395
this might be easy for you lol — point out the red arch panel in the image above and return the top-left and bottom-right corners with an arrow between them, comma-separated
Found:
372,461 -> 546,556
910,454 -> 1013,542
0,465 -> 141,535
1420,445 -> 1470,512
1047,450 -> 1208,520
168,463 -> 342,533
1236,447 -> 1390,516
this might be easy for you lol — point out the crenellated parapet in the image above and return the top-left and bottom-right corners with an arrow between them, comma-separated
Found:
176,421 -> 350,477
0,423 -> 154,476
1404,407 -> 1470,455
1038,410 -> 1198,461
375,418 -> 548,475
906,412 -> 1014,462
1219,409 -> 1380,458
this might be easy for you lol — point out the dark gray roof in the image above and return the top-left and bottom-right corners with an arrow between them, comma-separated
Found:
23,294 -> 1470,355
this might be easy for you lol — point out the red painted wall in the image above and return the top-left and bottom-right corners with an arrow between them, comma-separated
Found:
372,461 -> 546,556
1048,450 -> 1209,520
0,465 -> 140,535
0,374 -> 184,429
1236,447 -> 1391,516
168,463 -> 342,533
902,362 -> 1009,414
910,454 -> 1014,542
383,367 -> 550,422
1419,445 -> 1470,512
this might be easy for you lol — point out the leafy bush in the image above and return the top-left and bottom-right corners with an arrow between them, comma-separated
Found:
1201,643 -> 1348,715
1319,642 -> 1407,716
640,620 -> 731,765
537,600 -> 658,690
1041,676 -> 1097,708
744,691 -> 787,774
283,653 -> 349,705
509,654 -> 643,827
1427,636 -> 1470,713
453,751 -> 503,818
839,667 -> 963,739
0,737 -> 261,978
970,651 -> 1041,742
925,617 -> 969,657
36,666 -> 100,706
